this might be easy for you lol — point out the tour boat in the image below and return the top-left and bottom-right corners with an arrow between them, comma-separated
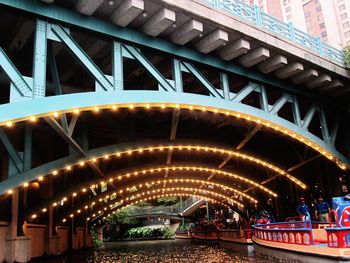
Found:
174,229 -> 192,239
252,212 -> 350,262
217,228 -> 253,244
191,228 -> 218,241
188,226 -> 253,244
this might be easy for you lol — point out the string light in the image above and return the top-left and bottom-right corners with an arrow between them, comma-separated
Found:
27,145 -> 303,192
0,103 -> 344,169
56,185 -> 244,222
92,193 -> 230,223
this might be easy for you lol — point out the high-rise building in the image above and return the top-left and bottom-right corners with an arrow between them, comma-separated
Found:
242,0 -> 350,48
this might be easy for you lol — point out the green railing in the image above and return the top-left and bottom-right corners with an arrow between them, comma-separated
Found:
203,0 -> 344,64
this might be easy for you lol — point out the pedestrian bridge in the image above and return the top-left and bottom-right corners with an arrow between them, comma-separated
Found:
0,0 -> 349,262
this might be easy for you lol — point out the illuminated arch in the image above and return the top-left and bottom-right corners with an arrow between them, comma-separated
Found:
24,163 -> 280,218
87,188 -> 237,223
96,193 -> 231,223
30,185 -> 245,222
1,141 -> 304,196
0,91 -> 346,170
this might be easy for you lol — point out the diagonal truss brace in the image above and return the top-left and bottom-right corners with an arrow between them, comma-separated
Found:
44,116 -> 108,180
0,48 -> 32,99
50,23 -> 113,91
123,44 -> 175,92
0,128 -> 23,174
181,61 -> 224,99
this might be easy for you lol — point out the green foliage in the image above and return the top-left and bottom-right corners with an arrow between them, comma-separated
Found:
344,45 -> 350,70
105,205 -> 139,226
176,223 -> 190,231
90,228 -> 103,248
163,227 -> 174,238
126,226 -> 174,239
156,196 -> 179,206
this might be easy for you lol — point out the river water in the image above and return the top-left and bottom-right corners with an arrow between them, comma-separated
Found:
37,239 -> 268,263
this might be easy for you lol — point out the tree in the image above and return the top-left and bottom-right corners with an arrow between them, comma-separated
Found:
105,205 -> 139,225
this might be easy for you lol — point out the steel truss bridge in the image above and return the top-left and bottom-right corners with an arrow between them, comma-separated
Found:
0,0 -> 349,261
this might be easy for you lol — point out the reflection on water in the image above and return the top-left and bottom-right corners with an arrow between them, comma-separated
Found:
37,240 -> 265,263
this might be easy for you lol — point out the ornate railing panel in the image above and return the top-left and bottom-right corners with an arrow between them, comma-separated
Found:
202,0 -> 344,64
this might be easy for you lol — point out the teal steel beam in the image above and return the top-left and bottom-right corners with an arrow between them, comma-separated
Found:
112,41 -> 123,91
44,116 -> 107,179
182,61 -> 223,99
330,116 -> 340,146
0,47 -> 32,98
220,73 -> 230,100
0,0 -> 332,103
0,128 -> 23,173
0,137 -> 281,197
319,109 -> 330,145
47,42 -> 69,132
0,91 -> 348,195
23,125 -> 32,170
269,94 -> 290,115
233,83 -> 258,102
302,105 -> 317,130
25,161 -> 251,217
0,91 -> 345,163
172,59 -> 183,93
291,95 -> 302,127
50,24 -> 113,91
123,44 -> 175,92
259,86 -> 269,112
33,19 -> 47,98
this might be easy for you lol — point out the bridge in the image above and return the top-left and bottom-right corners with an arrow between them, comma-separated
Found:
0,0 -> 349,261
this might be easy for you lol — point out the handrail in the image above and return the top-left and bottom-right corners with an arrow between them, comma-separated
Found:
328,209 -> 340,228
201,0 -> 344,64
285,215 -> 303,222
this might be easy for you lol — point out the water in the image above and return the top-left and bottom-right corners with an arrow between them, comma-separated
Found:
36,240 -> 264,263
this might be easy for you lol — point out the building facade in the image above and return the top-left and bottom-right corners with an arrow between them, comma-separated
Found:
243,0 -> 350,48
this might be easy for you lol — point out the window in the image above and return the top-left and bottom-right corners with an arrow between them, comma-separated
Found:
321,31 -> 327,37
286,6 -> 291,12
305,12 -> 310,18
339,4 -> 346,12
343,22 -> 350,29
345,31 -> 350,38
316,6 -> 322,12
319,22 -> 325,29
341,13 -> 348,20
283,0 -> 289,6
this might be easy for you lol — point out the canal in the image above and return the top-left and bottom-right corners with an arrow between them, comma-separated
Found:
36,240 -> 266,262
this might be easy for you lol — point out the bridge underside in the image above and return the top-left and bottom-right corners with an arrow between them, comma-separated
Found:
0,1 -> 349,262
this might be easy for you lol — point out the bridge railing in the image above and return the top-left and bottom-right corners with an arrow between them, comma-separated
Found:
202,0 -> 344,64
126,197 -> 203,217
128,205 -> 182,216
181,196 -> 203,211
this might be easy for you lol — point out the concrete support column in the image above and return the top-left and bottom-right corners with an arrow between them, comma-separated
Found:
0,222 -> 9,263
46,205 -> 60,255
6,189 -> 31,263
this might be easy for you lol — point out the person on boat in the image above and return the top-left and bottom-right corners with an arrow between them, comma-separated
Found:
315,196 -> 330,222
232,218 -> 238,229
296,197 -> 310,221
